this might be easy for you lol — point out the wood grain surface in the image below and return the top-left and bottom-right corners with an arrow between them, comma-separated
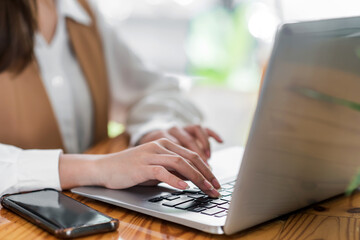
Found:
2,134 -> 360,239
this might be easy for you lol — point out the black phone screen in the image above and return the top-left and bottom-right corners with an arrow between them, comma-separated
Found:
5,189 -> 112,229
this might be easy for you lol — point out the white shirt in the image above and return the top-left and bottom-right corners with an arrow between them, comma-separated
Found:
0,0 -> 202,197
35,0 -> 93,154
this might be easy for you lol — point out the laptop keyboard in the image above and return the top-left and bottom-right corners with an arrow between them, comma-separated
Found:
148,181 -> 235,218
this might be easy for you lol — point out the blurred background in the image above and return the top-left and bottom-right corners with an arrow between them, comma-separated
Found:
97,0 -> 360,150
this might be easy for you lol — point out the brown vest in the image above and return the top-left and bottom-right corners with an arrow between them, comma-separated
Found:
0,0 -> 109,151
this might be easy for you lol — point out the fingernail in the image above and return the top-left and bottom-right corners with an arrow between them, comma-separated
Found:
178,181 -> 189,189
206,150 -> 211,158
211,189 -> 221,198
212,178 -> 221,190
204,180 -> 214,190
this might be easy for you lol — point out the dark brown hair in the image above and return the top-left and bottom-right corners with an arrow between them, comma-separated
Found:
0,0 -> 37,73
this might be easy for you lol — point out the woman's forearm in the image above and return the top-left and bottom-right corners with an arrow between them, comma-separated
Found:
59,153 -> 103,189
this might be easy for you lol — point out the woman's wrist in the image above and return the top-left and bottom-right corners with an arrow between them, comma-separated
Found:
59,153 -> 104,189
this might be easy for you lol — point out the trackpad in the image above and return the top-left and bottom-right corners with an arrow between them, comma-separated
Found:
209,146 -> 244,181
159,146 -> 244,189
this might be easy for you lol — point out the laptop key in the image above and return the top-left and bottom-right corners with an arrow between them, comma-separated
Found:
199,203 -> 217,209
215,212 -> 228,218
164,195 -> 180,201
218,203 -> 230,210
162,197 -> 193,207
187,194 -> 204,199
221,184 -> 234,189
211,199 -> 228,205
175,200 -> 201,210
148,197 -> 164,203
171,191 -> 184,196
188,207 -> 207,212
222,196 -> 232,201
201,207 -> 225,216
195,197 -> 212,203
183,189 -> 202,194
219,190 -> 232,197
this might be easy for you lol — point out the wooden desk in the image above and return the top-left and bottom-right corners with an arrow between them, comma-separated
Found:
1,135 -> 360,239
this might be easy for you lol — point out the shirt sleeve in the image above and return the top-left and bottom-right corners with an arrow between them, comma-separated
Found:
88,1 -> 203,145
0,143 -> 62,197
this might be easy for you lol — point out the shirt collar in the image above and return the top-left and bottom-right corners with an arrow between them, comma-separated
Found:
59,0 -> 92,26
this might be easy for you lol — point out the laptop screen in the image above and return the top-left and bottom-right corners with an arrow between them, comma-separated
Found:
225,17 -> 360,233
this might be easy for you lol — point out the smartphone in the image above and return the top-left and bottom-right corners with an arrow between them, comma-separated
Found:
0,189 -> 118,238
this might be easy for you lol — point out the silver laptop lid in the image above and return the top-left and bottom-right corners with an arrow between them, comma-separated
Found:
225,16 -> 360,234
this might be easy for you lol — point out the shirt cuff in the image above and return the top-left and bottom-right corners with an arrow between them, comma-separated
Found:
16,149 -> 63,192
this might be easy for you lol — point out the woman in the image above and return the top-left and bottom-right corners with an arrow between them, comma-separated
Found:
0,0 -> 223,198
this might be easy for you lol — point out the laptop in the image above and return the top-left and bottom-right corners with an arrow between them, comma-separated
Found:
72,16 -> 360,235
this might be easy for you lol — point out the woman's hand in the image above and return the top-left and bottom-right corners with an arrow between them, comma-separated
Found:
138,125 -> 223,162
59,138 -> 221,198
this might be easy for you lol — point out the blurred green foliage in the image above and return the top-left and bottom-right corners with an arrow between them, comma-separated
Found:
294,86 -> 360,196
108,121 -> 125,138
346,169 -> 360,196
186,3 -> 260,90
